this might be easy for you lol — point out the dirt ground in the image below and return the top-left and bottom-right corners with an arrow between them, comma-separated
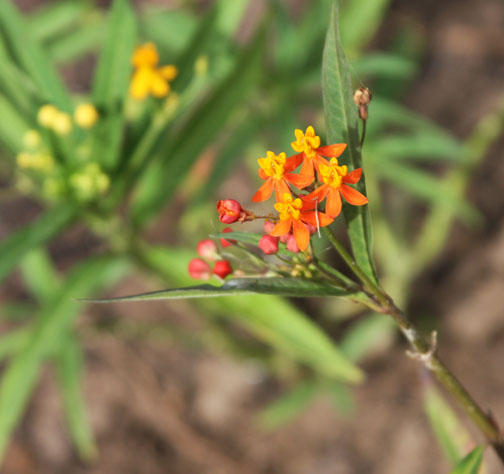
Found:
2,0 -> 504,473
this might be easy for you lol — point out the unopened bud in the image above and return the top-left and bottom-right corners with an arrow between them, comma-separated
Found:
353,87 -> 372,120
74,103 -> 99,129
213,260 -> 233,279
217,199 -> 242,223
37,105 -> 58,128
264,220 -> 275,234
258,235 -> 279,255
52,112 -> 73,135
188,258 -> 212,280
286,234 -> 299,253
197,239 -> 219,261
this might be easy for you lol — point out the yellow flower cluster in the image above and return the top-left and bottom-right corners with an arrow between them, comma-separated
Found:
37,103 -> 99,135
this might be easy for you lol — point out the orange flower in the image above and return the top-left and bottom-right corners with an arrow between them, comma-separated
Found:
270,193 -> 333,252
304,157 -> 368,218
252,151 -> 313,202
130,43 -> 178,100
289,126 -> 347,179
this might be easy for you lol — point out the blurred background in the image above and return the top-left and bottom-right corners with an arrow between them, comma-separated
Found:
0,0 -> 503,473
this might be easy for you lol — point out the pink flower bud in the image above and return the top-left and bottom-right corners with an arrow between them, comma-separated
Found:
263,220 -> 275,234
307,224 -> 317,235
258,234 -> 279,255
213,260 -> 233,279
220,227 -> 235,248
279,233 -> 290,244
197,239 -> 219,261
286,234 -> 299,253
217,199 -> 241,224
188,258 -> 212,280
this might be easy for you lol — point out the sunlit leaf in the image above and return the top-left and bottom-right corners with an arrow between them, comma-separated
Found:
450,445 -> 485,474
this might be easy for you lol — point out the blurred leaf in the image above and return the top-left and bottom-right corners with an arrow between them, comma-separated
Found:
325,380 -> 355,414
341,313 -> 395,362
215,0 -> 249,37
374,160 -> 477,222
340,0 -> 391,55
91,0 -> 136,170
28,1 -> 90,43
424,384 -> 471,465
86,277 -> 353,302
371,132 -> 464,162
0,94 -> 31,153
0,255 -> 128,461
0,328 -> 30,361
257,381 -> 318,430
20,248 -> 59,303
449,446 -> 484,474
56,335 -> 97,461
322,2 -> 377,282
0,205 -> 75,284
352,53 -> 416,79
135,245 -> 364,383
132,24 -> 265,225
0,0 -> 72,110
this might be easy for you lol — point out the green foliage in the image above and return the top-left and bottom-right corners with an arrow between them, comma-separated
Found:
449,446 -> 485,474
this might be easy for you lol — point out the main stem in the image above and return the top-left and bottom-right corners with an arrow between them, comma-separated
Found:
323,226 -> 504,462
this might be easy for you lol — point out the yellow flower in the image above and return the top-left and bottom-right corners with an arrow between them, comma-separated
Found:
16,152 -> 54,173
74,104 -> 99,129
37,105 -> 58,128
130,43 -> 178,100
23,130 -> 41,149
52,112 -> 73,135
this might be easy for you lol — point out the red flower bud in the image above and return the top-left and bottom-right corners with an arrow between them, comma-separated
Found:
307,224 -> 317,235
279,233 -> 290,244
220,227 -> 235,247
213,260 -> 233,279
258,234 -> 279,255
286,234 -> 299,253
217,199 -> 241,224
264,220 -> 275,234
197,239 -> 219,261
188,258 -> 212,280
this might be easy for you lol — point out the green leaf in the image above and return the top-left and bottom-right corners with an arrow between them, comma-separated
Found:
56,334 -> 97,461
0,256 -> 127,462
20,248 -> 59,303
132,245 -> 364,383
0,328 -> 30,361
257,381 -> 318,430
449,446 -> 485,474
91,0 -> 136,170
0,205 -> 75,284
85,277 -> 353,302
131,24 -> 265,225
322,2 -> 377,282
0,0 -> 72,110
0,93 -> 31,153
424,384 -> 471,465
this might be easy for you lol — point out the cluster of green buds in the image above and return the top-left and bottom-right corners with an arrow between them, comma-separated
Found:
16,103 -> 110,203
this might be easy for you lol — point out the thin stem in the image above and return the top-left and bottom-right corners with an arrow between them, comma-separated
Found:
360,119 -> 367,148
323,225 -> 504,461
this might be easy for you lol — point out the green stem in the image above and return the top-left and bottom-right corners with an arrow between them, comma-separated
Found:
324,225 -> 504,461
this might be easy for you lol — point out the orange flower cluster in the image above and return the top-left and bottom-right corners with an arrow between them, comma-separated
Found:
250,126 -> 368,252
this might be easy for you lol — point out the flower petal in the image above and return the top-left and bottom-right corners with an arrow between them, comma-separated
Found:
285,172 -> 314,189
340,184 -> 369,206
129,68 -> 151,99
342,168 -> 362,184
293,219 -> 310,251
150,71 -> 170,97
301,211 -> 333,227
302,185 -> 329,210
325,189 -> 342,218
317,143 -> 347,157
274,179 -> 291,202
252,178 -> 274,202
160,65 -> 178,80
299,157 -> 315,178
271,219 -> 292,237
285,153 -> 304,172
258,168 -> 268,180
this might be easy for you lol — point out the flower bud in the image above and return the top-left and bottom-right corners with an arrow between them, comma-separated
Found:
264,220 -> 275,234
353,87 -> 372,120
220,227 -> 235,247
37,105 -> 58,128
258,235 -> 279,255
52,112 -> 73,135
213,260 -> 233,279
188,258 -> 212,280
217,199 -> 241,223
279,233 -> 290,244
286,234 -> 299,253
197,239 -> 219,261
74,103 -> 99,129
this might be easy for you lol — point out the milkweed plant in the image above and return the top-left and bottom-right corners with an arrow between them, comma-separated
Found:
0,0 -> 503,472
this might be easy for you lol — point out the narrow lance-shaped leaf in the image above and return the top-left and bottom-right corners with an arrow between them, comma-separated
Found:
322,2 -> 378,282
449,445 -> 485,474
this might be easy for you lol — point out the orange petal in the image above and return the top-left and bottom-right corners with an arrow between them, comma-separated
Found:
271,219 -> 292,237
285,153 -> 303,172
317,143 -> 347,157
258,168 -> 268,180
285,172 -> 314,189
302,185 -> 329,210
293,219 -> 310,251
252,178 -> 274,202
326,189 -> 342,218
342,168 -> 362,184
274,179 -> 291,202
160,65 -> 178,80
301,211 -> 333,227
340,184 -> 369,206
299,157 -> 314,178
